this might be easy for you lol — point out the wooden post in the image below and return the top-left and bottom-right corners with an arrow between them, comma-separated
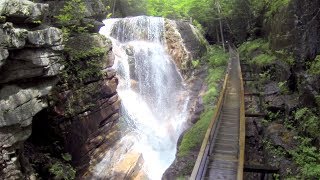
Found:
216,1 -> 225,51
112,0 -> 117,17
216,26 -> 220,43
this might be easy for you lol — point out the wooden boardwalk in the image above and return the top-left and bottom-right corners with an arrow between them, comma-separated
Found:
190,47 -> 245,180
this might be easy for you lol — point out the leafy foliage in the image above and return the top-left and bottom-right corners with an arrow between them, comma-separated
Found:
238,38 -> 296,67
191,59 -> 200,68
206,45 -> 229,68
294,108 -> 320,138
289,137 -> 320,179
251,53 -> 276,66
238,38 -> 269,59
62,46 -> 106,85
62,153 -> 72,162
49,162 -> 76,180
308,55 -> 320,75
55,0 -> 93,36
238,38 -> 277,66
265,0 -> 291,18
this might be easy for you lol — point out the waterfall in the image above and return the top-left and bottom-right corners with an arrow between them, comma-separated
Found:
97,16 -> 190,179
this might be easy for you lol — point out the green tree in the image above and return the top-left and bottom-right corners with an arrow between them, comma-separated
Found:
55,0 -> 91,36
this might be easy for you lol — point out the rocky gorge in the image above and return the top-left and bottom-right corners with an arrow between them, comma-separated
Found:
0,0 -> 207,179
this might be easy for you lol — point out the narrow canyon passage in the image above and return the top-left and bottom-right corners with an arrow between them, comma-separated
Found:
96,16 -> 190,179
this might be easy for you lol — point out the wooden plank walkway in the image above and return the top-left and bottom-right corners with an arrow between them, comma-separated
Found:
190,46 -> 245,180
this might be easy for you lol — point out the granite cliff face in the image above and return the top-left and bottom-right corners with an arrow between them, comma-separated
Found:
0,0 -> 208,179
0,0 -> 64,179
0,0 -> 119,179
243,1 -> 320,178
165,19 -> 207,78
267,0 -> 320,106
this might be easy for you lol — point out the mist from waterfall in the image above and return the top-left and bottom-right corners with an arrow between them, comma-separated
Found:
97,16 -> 190,179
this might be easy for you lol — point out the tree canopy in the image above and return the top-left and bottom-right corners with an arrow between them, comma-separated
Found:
111,0 -> 292,43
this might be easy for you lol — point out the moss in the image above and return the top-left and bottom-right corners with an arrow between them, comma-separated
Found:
67,47 -> 106,61
203,67 -> 224,106
206,45 -> 229,67
53,34 -> 110,117
251,53 -> 276,66
238,38 -> 269,60
239,38 -> 296,66
178,109 -> 214,157
275,50 -> 295,65
0,16 -> 6,23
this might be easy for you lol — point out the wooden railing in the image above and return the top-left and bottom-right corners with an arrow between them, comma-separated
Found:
190,55 -> 231,180
236,47 -> 245,180
190,45 -> 245,180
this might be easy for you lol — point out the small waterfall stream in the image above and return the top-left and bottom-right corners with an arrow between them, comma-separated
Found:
97,16 -> 190,179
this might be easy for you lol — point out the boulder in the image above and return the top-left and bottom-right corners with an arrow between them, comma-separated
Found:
0,83 -> 55,180
0,48 -> 9,67
67,33 -> 111,52
45,0 -> 110,26
0,23 -> 28,49
90,133 -> 144,180
164,19 -> 207,78
268,61 -> 291,82
0,0 -> 48,23
10,49 -> 61,67
264,82 -> 280,95
0,53 -> 63,84
0,16 -> 5,23
0,85 -> 52,128
298,73 -> 320,106
112,152 -> 144,179
27,27 -> 63,47
265,123 -> 297,151
175,21 -> 207,59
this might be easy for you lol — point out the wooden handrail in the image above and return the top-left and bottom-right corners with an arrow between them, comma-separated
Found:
237,48 -> 245,180
190,45 -> 245,180
190,57 -> 230,180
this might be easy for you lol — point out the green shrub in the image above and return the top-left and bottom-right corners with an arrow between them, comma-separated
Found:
278,81 -> 289,94
61,46 -> 106,85
308,55 -> 320,75
294,108 -> 319,138
191,59 -> 200,68
67,47 -> 106,61
275,50 -> 295,65
62,153 -> 72,162
206,45 -> 229,67
238,38 -> 296,67
266,0 -> 291,18
49,162 -> 76,180
238,38 -> 269,60
251,53 -> 276,66
55,0 -> 93,36
289,137 -> 320,179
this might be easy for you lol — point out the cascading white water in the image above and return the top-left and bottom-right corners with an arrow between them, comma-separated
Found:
97,16 -> 190,179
